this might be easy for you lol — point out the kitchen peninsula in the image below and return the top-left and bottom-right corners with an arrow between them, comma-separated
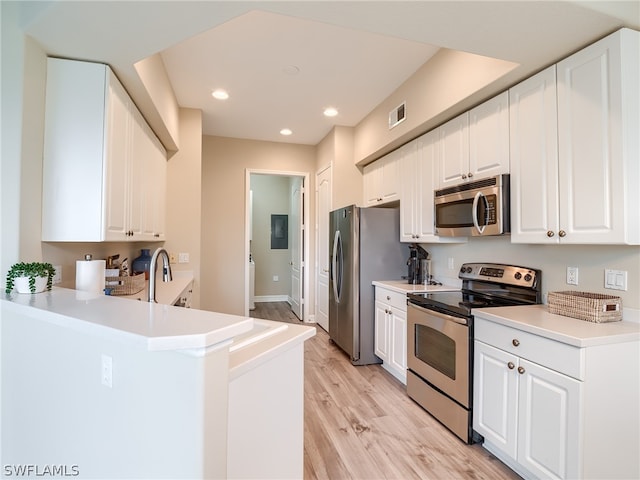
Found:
1,287 -> 314,479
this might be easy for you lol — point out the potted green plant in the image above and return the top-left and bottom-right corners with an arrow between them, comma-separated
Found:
5,262 -> 56,294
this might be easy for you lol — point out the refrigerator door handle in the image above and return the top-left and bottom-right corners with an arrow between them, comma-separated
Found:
331,229 -> 342,302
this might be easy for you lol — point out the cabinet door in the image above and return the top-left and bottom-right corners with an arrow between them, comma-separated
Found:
556,30 -> 631,243
517,359 -> 582,480
389,306 -> 407,380
104,76 -> 132,241
400,141 -> 418,242
438,112 -> 469,188
374,300 -> 389,362
473,341 -> 518,460
380,150 -> 401,203
509,66 -> 560,244
469,92 -> 510,180
416,131 -> 438,239
363,162 -> 381,206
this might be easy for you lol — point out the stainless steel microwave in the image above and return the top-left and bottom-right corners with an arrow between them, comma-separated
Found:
434,174 -> 510,237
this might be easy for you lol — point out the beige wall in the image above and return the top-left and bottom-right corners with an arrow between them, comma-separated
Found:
201,136 -> 316,316
354,48 -> 518,165
316,126 -> 362,210
424,238 -> 640,310
164,108 -> 203,308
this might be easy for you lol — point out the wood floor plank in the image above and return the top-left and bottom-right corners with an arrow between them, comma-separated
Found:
250,302 -> 521,479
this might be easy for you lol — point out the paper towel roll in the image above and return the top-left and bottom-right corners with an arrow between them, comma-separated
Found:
76,258 -> 106,293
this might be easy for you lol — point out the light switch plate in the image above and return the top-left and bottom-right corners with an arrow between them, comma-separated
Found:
604,269 -> 627,291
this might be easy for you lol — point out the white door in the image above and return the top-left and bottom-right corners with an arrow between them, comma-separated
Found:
315,166 -> 331,331
289,177 -> 303,320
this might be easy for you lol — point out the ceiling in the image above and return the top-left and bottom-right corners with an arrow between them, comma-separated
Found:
16,1 -> 640,147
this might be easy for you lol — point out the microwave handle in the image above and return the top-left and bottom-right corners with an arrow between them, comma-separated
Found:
472,192 -> 488,234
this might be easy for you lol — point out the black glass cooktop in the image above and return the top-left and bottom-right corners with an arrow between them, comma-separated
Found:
407,290 -> 531,318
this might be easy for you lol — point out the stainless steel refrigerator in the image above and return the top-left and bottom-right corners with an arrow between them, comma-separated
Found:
329,205 -> 407,365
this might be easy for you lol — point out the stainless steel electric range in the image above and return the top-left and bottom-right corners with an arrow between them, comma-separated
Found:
406,262 -> 542,443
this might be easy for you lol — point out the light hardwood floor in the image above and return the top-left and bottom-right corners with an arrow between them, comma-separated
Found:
251,302 -> 520,480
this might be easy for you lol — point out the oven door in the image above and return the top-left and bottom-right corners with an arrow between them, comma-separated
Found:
407,302 -> 470,408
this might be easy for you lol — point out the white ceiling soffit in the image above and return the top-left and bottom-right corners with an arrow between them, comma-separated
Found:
160,10 -> 440,144
17,1 -> 640,146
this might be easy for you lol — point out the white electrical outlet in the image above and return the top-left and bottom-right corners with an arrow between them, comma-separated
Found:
448,258 -> 455,270
101,354 -> 113,388
566,266 -> 579,286
273,275 -> 279,282
178,253 -> 189,264
52,265 -> 62,284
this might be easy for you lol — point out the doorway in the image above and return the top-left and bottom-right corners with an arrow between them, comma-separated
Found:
245,169 -> 309,321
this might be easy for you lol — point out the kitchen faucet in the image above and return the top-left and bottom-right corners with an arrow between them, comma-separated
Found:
148,247 -> 173,303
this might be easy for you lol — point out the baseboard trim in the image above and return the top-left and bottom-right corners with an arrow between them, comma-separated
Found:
254,295 -> 289,303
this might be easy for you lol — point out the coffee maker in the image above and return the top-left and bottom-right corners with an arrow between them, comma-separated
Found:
407,244 -> 429,284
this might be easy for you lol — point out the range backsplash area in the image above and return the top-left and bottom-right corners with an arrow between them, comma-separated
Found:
423,236 -> 639,311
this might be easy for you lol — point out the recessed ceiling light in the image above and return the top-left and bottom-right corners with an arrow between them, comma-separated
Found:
212,89 -> 229,100
280,128 -> 293,136
323,107 -> 338,117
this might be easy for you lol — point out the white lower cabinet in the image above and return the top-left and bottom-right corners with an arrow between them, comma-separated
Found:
474,314 -> 640,479
374,287 -> 407,384
474,340 -> 581,479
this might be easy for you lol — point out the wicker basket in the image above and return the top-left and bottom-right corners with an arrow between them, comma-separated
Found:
105,272 -> 145,296
548,291 -> 622,323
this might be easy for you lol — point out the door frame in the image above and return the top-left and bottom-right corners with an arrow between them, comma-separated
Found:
245,168 -> 310,320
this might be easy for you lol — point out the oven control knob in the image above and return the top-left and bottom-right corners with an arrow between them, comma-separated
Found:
460,266 -> 465,273
514,272 -> 522,280
512,339 -> 520,347
465,267 -> 472,273
524,274 -> 532,282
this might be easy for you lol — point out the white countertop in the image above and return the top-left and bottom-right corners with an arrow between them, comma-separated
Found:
229,319 -> 316,379
473,304 -> 640,348
372,279 -> 461,294
2,287 -> 252,352
117,271 -> 193,305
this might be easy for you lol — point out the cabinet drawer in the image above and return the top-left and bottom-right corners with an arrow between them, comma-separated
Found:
475,317 -> 584,380
375,287 -> 407,311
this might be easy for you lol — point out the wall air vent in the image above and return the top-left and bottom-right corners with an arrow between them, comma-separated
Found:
388,101 -> 406,129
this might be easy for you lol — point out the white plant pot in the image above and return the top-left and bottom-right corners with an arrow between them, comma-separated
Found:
14,276 -> 48,294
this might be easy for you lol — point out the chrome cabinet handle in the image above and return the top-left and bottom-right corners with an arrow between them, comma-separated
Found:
559,230 -> 566,237
461,174 -> 467,180
507,362 -> 515,370
517,366 -> 525,374
386,295 -> 391,300
547,231 -> 555,237
512,339 -> 520,347
468,172 -> 473,178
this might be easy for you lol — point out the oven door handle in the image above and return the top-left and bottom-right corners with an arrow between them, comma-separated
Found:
472,191 -> 488,235
408,302 -> 469,326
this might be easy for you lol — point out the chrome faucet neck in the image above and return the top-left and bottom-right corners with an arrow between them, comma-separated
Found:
148,248 -> 173,303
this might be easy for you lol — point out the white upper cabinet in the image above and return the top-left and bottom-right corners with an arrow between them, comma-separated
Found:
438,92 -> 510,189
42,58 -> 167,242
400,133 -> 466,243
511,29 -> 639,244
363,149 -> 401,206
